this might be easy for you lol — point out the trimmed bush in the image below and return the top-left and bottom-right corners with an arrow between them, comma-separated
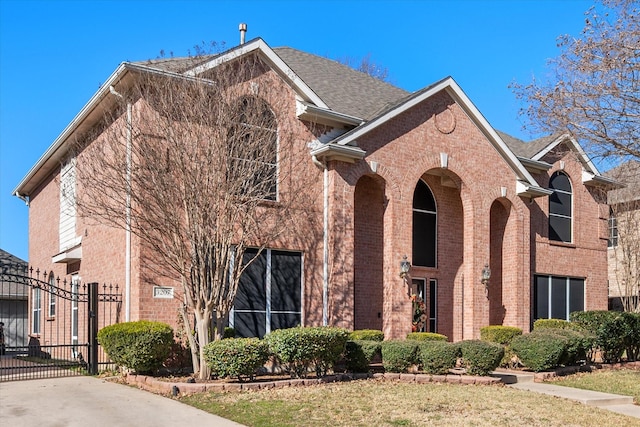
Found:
416,341 -> 459,374
547,328 -> 593,365
349,329 -> 384,341
459,340 -> 504,376
344,340 -> 382,373
510,331 -> 569,372
571,310 -> 640,363
533,318 -> 572,330
480,326 -> 522,369
480,326 -> 522,345
265,326 -> 349,378
203,337 -> 270,381
97,320 -> 174,374
406,332 -> 448,342
380,340 -> 419,373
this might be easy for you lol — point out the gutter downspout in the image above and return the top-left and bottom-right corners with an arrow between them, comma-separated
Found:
110,86 -> 132,322
312,155 -> 329,326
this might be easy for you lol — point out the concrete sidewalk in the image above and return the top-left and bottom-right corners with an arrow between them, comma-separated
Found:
0,376 -> 245,427
493,370 -> 640,419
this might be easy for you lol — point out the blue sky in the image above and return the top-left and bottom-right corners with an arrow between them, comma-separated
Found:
0,0 -> 596,261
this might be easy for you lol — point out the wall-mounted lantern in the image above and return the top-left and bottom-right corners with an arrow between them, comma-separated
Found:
400,255 -> 411,279
481,264 -> 491,288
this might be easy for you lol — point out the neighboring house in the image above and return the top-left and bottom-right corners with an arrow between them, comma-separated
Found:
0,249 -> 29,350
605,160 -> 640,312
12,37 -> 617,341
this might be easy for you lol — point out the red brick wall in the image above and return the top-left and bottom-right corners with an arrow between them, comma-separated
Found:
530,143 -> 609,313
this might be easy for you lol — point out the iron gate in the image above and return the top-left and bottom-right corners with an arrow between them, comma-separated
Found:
0,264 -> 121,382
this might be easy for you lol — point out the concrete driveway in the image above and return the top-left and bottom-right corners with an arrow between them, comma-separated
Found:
0,376 -> 245,426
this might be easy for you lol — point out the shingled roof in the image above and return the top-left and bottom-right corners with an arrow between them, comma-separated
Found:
497,130 -> 560,160
272,47 -> 408,120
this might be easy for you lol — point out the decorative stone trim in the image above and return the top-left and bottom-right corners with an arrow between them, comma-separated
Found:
125,372 -> 502,396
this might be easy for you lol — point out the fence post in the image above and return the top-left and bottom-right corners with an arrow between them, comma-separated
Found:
88,282 -> 99,375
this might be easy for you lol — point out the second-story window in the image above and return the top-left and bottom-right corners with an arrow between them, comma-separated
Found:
549,171 -> 572,243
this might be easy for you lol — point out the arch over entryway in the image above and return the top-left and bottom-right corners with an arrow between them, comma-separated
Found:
488,198 -> 516,326
353,174 -> 385,330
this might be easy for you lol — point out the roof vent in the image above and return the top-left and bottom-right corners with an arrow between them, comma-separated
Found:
239,23 -> 247,45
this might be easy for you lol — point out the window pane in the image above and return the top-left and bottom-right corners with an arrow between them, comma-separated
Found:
549,216 -> 571,242
550,173 -> 571,192
549,191 -> 572,217
271,251 -> 301,312
234,311 -> 266,338
534,276 -> 549,320
412,211 -> 436,267
413,180 -> 436,211
271,313 -> 301,330
569,278 -> 584,315
551,277 -> 567,320
235,250 -> 267,310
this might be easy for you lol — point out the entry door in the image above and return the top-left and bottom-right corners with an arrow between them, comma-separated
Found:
411,278 -> 438,333
411,279 -> 426,332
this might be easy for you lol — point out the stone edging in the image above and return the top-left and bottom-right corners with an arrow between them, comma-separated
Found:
533,360 -> 640,381
126,372 -> 502,395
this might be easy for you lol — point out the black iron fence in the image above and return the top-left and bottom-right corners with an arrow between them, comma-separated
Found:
0,265 -> 122,381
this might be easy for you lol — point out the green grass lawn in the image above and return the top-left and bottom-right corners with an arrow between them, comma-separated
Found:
179,377 -> 640,427
545,368 -> 640,404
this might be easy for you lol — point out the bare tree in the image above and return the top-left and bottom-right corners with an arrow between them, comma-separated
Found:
607,161 -> 640,313
338,53 -> 390,82
72,52 -> 318,378
512,0 -> 640,164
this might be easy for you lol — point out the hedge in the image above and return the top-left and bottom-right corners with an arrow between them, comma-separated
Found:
203,337 -> 270,381
510,331 -> 569,372
480,326 -> 522,345
571,311 -> 640,363
344,340 -> 382,373
406,332 -> 448,342
380,340 -> 418,373
97,320 -> 174,374
349,330 -> 384,341
533,319 -> 573,330
265,326 -> 349,378
416,341 -> 459,374
459,340 -> 504,376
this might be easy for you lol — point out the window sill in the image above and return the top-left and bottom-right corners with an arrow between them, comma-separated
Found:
547,240 -> 576,249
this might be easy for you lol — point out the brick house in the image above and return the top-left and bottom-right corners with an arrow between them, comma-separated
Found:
605,160 -> 640,312
13,38 -> 616,342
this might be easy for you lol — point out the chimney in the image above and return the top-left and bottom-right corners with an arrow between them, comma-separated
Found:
239,23 -> 247,45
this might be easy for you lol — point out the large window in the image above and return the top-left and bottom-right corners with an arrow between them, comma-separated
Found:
231,248 -> 302,338
412,180 -> 437,267
59,157 -> 77,250
227,97 -> 278,201
608,208 -> 618,248
548,171 -> 572,243
534,275 -> 584,321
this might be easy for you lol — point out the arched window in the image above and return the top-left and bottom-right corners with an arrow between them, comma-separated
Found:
412,180 -> 437,267
227,96 -> 278,201
549,171 -> 572,243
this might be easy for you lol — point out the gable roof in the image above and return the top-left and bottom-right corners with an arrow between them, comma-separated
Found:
272,48 -> 408,121
311,76 -> 552,198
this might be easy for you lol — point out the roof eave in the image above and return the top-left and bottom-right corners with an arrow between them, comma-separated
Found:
582,170 -> 624,188
310,143 -> 366,163
12,63 -> 132,198
518,157 -> 552,172
516,181 -> 554,198
296,101 -> 363,128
